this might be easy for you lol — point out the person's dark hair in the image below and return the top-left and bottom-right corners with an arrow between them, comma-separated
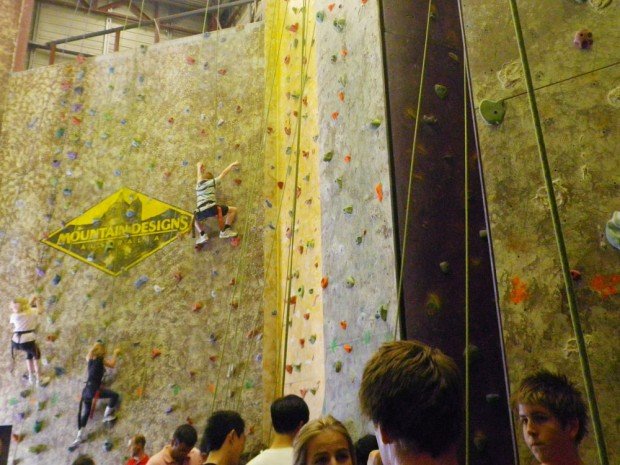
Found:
200,410 -> 245,453
72,455 -> 95,465
173,424 -> 198,448
271,394 -> 310,434
359,340 -> 462,458
133,434 -> 146,448
512,369 -> 588,443
355,434 -> 378,465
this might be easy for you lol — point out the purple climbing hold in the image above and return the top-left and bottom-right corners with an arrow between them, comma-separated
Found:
67,151 -> 78,160
35,267 -> 46,277
134,276 -> 148,289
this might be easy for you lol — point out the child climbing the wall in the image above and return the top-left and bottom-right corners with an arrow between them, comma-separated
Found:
195,160 -> 240,244
70,341 -> 121,450
9,296 -> 50,386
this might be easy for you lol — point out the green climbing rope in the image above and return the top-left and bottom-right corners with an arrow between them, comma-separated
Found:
463,51 -> 471,465
393,0 -> 434,341
506,2 -> 609,464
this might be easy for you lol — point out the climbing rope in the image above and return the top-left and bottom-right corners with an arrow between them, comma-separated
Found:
278,0 -> 313,398
462,48 -> 471,465
393,0 -> 434,340
506,1 -> 609,464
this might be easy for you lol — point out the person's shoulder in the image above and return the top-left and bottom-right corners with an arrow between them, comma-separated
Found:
247,448 -> 293,465
145,448 -> 166,465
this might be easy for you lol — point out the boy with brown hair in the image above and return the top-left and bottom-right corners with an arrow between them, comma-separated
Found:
359,340 -> 461,465
513,370 -> 588,465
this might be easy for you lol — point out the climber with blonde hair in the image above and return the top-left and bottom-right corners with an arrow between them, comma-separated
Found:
9,295 -> 49,386
70,340 -> 121,450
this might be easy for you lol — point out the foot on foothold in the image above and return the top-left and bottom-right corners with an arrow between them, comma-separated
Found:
196,235 -> 208,245
68,438 -> 83,451
37,376 -> 51,387
103,413 -> 116,423
219,229 -> 238,239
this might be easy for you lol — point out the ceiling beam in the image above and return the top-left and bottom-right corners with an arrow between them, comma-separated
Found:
38,0 -> 203,36
46,0 -> 254,46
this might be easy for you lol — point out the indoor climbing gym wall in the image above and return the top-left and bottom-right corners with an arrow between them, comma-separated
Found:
0,0 -> 22,129
0,23 -> 268,464
461,1 -> 619,464
313,0 -> 399,436
264,0 -> 326,420
264,0 -> 399,438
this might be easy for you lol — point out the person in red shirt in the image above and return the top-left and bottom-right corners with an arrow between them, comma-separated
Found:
126,434 -> 149,465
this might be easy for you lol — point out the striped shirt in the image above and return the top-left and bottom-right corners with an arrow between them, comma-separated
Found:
196,179 -> 217,211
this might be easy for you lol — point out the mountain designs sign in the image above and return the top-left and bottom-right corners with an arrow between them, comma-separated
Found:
42,187 -> 193,276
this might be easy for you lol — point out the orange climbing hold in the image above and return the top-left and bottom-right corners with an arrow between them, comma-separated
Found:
321,277 -> 329,289
340,321 -> 348,330
376,183 -> 383,202
344,154 -> 351,163
332,111 -> 339,120
589,274 -> 619,298
343,344 -> 353,353
285,364 -> 293,374
338,91 -> 345,102
328,3 -> 335,11
151,348 -> 162,359
509,277 -> 529,304
207,384 -> 216,394
192,302 -> 203,312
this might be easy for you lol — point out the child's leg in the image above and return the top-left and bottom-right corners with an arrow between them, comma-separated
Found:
194,219 -> 206,234
225,206 -> 237,226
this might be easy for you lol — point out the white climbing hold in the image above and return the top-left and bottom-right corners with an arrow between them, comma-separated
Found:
606,86 -> 620,108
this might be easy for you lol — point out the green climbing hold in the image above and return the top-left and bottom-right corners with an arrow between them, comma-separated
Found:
95,180 -> 104,189
479,99 -> 506,125
334,361 -> 343,373
309,334 -> 317,344
20,389 -> 31,398
335,177 -> 343,189
171,384 -> 180,395
33,420 -> 43,433
333,18 -> 346,32
346,276 -> 356,288
439,261 -> 450,274
316,11 -> 325,22
343,206 -> 353,214
244,380 -> 254,389
323,151 -> 334,162
379,304 -> 388,321
29,444 -> 48,454
356,236 -> 363,245
370,118 -> 382,128
55,128 -> 65,138
434,84 -> 448,99
479,229 -> 488,240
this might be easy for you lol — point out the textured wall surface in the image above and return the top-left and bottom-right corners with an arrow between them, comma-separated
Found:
0,0 -> 21,129
264,0 -> 326,420
314,0 -> 399,437
0,24 -> 267,465
462,1 -> 619,463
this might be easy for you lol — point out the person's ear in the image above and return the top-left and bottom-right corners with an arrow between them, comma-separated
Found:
227,429 -> 237,444
375,424 -> 393,445
567,418 -> 580,441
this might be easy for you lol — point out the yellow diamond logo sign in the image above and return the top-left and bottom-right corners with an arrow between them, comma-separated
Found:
42,187 -> 192,276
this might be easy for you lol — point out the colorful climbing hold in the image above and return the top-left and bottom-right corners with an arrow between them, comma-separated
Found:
323,151 -> 334,162
343,344 -> 353,353
479,100 -> 506,125
573,29 -> 593,50
434,84 -> 448,99
375,183 -> 383,202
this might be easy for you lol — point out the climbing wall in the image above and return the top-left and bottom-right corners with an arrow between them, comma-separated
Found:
314,0 -> 399,437
264,0 -> 326,421
0,24 -> 268,464
0,0 -> 21,130
461,1 -> 619,463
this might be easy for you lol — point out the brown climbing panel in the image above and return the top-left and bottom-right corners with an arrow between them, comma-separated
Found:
379,1 -> 516,463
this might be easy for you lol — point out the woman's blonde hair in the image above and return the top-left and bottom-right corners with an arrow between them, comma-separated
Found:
292,416 -> 357,465
11,298 -> 29,312
87,342 -> 106,361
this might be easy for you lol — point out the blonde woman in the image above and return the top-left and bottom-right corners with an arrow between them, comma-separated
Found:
9,296 -> 48,386
293,416 -> 357,465
70,341 -> 121,450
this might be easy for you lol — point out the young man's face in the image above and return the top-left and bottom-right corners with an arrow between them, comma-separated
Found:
518,403 -> 579,464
